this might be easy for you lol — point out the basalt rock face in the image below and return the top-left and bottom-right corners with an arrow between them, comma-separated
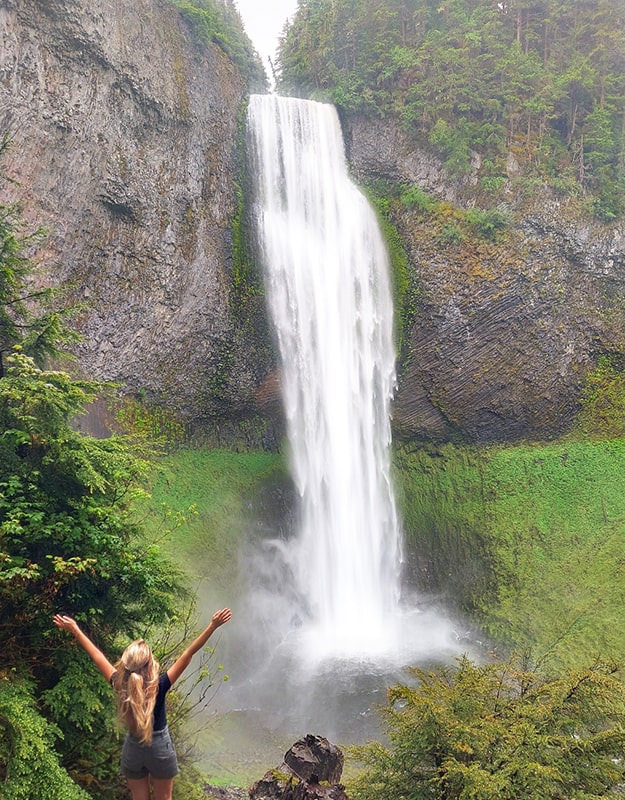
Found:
0,0 -> 273,436
345,115 -> 625,443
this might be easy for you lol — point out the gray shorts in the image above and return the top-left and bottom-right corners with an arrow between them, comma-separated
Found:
121,726 -> 179,780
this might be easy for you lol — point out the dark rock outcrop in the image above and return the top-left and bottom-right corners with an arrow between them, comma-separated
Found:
249,735 -> 348,800
346,115 -> 625,443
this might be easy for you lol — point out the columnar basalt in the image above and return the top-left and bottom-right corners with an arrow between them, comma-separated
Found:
345,115 -> 625,443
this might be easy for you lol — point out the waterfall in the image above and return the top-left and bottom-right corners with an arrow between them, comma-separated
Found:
247,94 -> 402,660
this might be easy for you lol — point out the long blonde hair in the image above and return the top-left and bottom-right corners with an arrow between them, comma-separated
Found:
111,639 -> 160,744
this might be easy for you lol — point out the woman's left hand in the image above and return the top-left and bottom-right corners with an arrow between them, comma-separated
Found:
53,614 -> 80,635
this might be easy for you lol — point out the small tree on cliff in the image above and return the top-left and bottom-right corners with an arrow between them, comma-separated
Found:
349,655 -> 625,800
0,133 -> 76,375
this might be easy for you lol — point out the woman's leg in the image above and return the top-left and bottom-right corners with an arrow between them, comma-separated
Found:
127,777 -> 151,800
151,777 -> 174,800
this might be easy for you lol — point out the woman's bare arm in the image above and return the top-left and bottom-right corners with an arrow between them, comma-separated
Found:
167,608 -> 232,686
53,614 -> 116,682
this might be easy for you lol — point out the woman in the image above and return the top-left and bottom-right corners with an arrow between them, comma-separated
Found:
53,608 -> 232,800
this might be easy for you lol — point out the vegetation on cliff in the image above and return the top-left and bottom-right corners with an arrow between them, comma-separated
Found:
278,0 -> 625,219
395,435 -> 625,668
167,0 -> 267,90
0,137 -> 77,377
0,163 -> 205,798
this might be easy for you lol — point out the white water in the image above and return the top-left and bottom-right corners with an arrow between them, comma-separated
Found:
247,94 -> 402,660
192,97 -> 472,768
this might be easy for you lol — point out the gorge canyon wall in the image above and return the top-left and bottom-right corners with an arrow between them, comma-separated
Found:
346,116 -> 625,442
1,0 -> 625,445
0,0 -> 271,438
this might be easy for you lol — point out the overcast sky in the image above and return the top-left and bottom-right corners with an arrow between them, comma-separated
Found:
234,0 -> 298,74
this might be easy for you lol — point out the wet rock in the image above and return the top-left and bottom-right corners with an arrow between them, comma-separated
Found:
249,735 -> 349,800
345,113 -> 625,444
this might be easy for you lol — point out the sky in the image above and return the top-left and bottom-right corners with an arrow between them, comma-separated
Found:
234,0 -> 298,77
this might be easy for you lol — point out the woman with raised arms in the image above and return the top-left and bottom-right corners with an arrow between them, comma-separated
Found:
54,607 -> 232,800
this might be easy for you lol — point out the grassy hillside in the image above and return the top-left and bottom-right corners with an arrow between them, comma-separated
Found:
140,448 -> 284,595
396,438 -> 625,670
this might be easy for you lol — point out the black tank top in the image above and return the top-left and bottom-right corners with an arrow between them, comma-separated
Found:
153,673 -> 171,731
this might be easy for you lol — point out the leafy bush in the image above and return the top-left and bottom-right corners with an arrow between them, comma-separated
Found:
349,657 -> 625,800
401,184 -> 438,213
435,222 -> 464,246
464,208 -> 508,240
0,677 -> 90,799
480,175 -> 506,195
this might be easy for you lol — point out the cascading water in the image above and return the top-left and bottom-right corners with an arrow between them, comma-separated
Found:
194,97 -> 470,771
247,94 -> 402,660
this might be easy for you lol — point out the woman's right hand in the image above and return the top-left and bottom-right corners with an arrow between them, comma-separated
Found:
53,614 -> 116,681
211,608 -> 232,628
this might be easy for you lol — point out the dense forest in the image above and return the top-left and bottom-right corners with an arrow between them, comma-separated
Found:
279,0 -> 625,219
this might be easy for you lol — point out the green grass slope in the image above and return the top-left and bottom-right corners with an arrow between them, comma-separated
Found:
396,439 -> 625,670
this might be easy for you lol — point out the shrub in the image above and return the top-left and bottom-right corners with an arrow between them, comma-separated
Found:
349,656 -> 625,800
0,677 -> 90,800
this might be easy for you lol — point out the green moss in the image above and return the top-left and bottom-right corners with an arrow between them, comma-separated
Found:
201,98 -> 275,427
574,355 -> 625,439
232,97 -> 261,297
139,447 -> 284,591
395,438 -> 625,670
271,769 -> 298,783
362,181 -> 419,358
114,394 -> 187,445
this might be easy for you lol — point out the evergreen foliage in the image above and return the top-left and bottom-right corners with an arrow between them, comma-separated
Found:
278,0 -> 625,216
0,351 -> 183,794
0,135 -> 77,376
0,679 -> 90,800
0,350 -> 181,667
349,657 -> 625,800
0,145 -> 183,796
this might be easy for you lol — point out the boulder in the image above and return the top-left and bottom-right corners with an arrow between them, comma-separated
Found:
249,735 -> 349,800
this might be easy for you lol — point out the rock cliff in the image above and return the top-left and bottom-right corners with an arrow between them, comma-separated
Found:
0,0 -> 272,437
346,116 -> 625,442
2,0 -> 624,446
